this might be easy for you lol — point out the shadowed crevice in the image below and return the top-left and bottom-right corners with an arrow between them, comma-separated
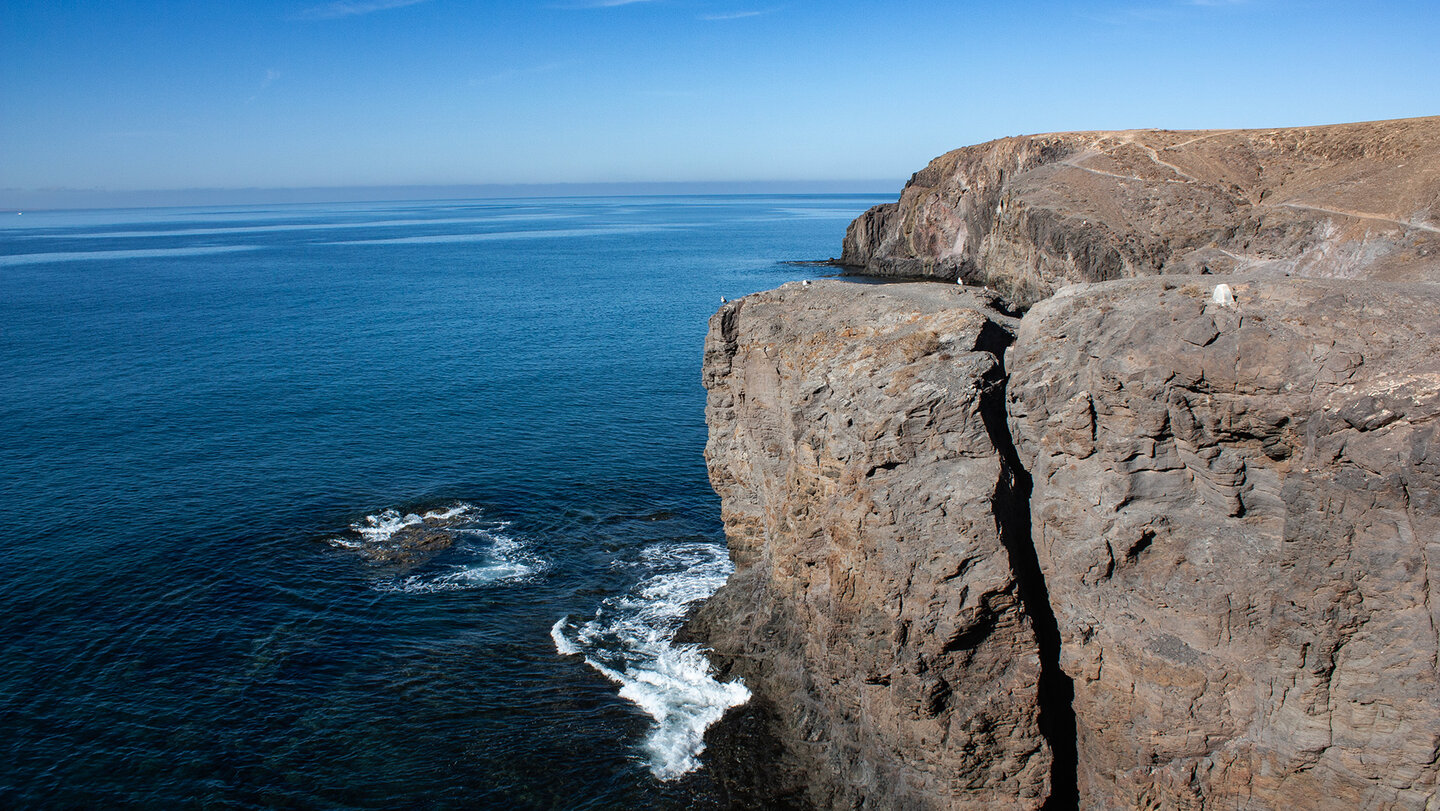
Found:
977,322 -> 1079,810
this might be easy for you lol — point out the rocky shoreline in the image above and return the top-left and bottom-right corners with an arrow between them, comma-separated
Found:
689,118 -> 1440,809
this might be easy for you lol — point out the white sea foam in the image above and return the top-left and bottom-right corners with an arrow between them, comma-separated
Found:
552,541 -> 748,780
550,617 -> 580,656
329,503 -> 476,548
377,528 -> 545,593
327,503 -> 545,592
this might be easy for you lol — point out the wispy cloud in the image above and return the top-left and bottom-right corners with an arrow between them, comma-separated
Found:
699,8 -> 777,20
299,0 -> 430,20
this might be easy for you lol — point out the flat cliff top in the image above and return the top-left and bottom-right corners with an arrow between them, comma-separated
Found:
955,116 -> 1440,222
842,116 -> 1440,305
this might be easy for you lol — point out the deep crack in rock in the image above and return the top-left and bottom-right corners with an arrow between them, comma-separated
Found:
976,323 -> 1079,810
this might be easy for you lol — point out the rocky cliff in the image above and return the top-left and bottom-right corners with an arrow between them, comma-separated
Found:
688,282 -> 1055,809
1008,277 -> 1440,808
692,119 -> 1440,809
839,117 -> 1440,307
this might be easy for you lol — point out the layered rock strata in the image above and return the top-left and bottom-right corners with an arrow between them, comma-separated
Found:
840,117 -> 1440,306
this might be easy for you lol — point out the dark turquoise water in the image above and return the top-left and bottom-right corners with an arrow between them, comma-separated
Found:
0,195 -> 884,808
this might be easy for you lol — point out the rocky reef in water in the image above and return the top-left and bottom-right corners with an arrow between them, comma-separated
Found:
689,117 -> 1440,809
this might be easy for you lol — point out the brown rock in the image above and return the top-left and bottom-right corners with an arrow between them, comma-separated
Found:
1008,277 -> 1440,808
697,118 -> 1440,808
840,117 -> 1440,306
688,280 -> 1054,809
363,524 -> 455,565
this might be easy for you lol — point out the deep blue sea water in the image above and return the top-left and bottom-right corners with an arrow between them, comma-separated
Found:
0,195 -> 886,808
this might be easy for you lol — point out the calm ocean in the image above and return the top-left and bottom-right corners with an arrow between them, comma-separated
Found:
0,195 -> 886,808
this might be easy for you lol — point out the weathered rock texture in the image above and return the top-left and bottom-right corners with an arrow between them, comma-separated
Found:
1008,277 -> 1440,809
688,280 -> 1054,809
841,117 -> 1440,306
694,119 -> 1440,810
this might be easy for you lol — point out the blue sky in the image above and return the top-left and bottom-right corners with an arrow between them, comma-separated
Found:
2,0 -> 1436,197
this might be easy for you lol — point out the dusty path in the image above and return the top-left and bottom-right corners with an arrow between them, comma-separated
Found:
1060,150 -> 1188,185
1124,137 -> 1207,184
1167,129 -> 1235,149
1059,147 -> 1438,236
1278,202 -> 1440,234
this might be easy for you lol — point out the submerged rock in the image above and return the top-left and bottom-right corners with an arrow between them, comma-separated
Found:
330,506 -> 472,567
361,524 -> 455,565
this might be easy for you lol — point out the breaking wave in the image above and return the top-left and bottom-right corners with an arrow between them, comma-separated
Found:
552,541 -> 749,780
327,503 -> 545,592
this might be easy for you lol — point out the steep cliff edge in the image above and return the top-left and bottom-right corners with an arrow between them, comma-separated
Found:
840,117 -> 1440,307
692,118 -> 1440,808
688,281 -> 1054,809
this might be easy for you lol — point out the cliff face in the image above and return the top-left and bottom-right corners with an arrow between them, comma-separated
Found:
689,282 -> 1053,809
840,117 -> 1440,307
693,118 -> 1440,809
1009,278 -> 1440,807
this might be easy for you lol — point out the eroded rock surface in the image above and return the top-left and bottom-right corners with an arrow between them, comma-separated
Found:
841,117 -> 1440,306
688,280 -> 1053,809
696,118 -> 1440,809
1008,277 -> 1440,808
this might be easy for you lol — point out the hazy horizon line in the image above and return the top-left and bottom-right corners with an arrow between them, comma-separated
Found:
2,180 -> 903,212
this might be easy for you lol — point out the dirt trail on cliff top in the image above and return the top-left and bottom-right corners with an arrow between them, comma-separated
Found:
841,116 -> 1440,306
